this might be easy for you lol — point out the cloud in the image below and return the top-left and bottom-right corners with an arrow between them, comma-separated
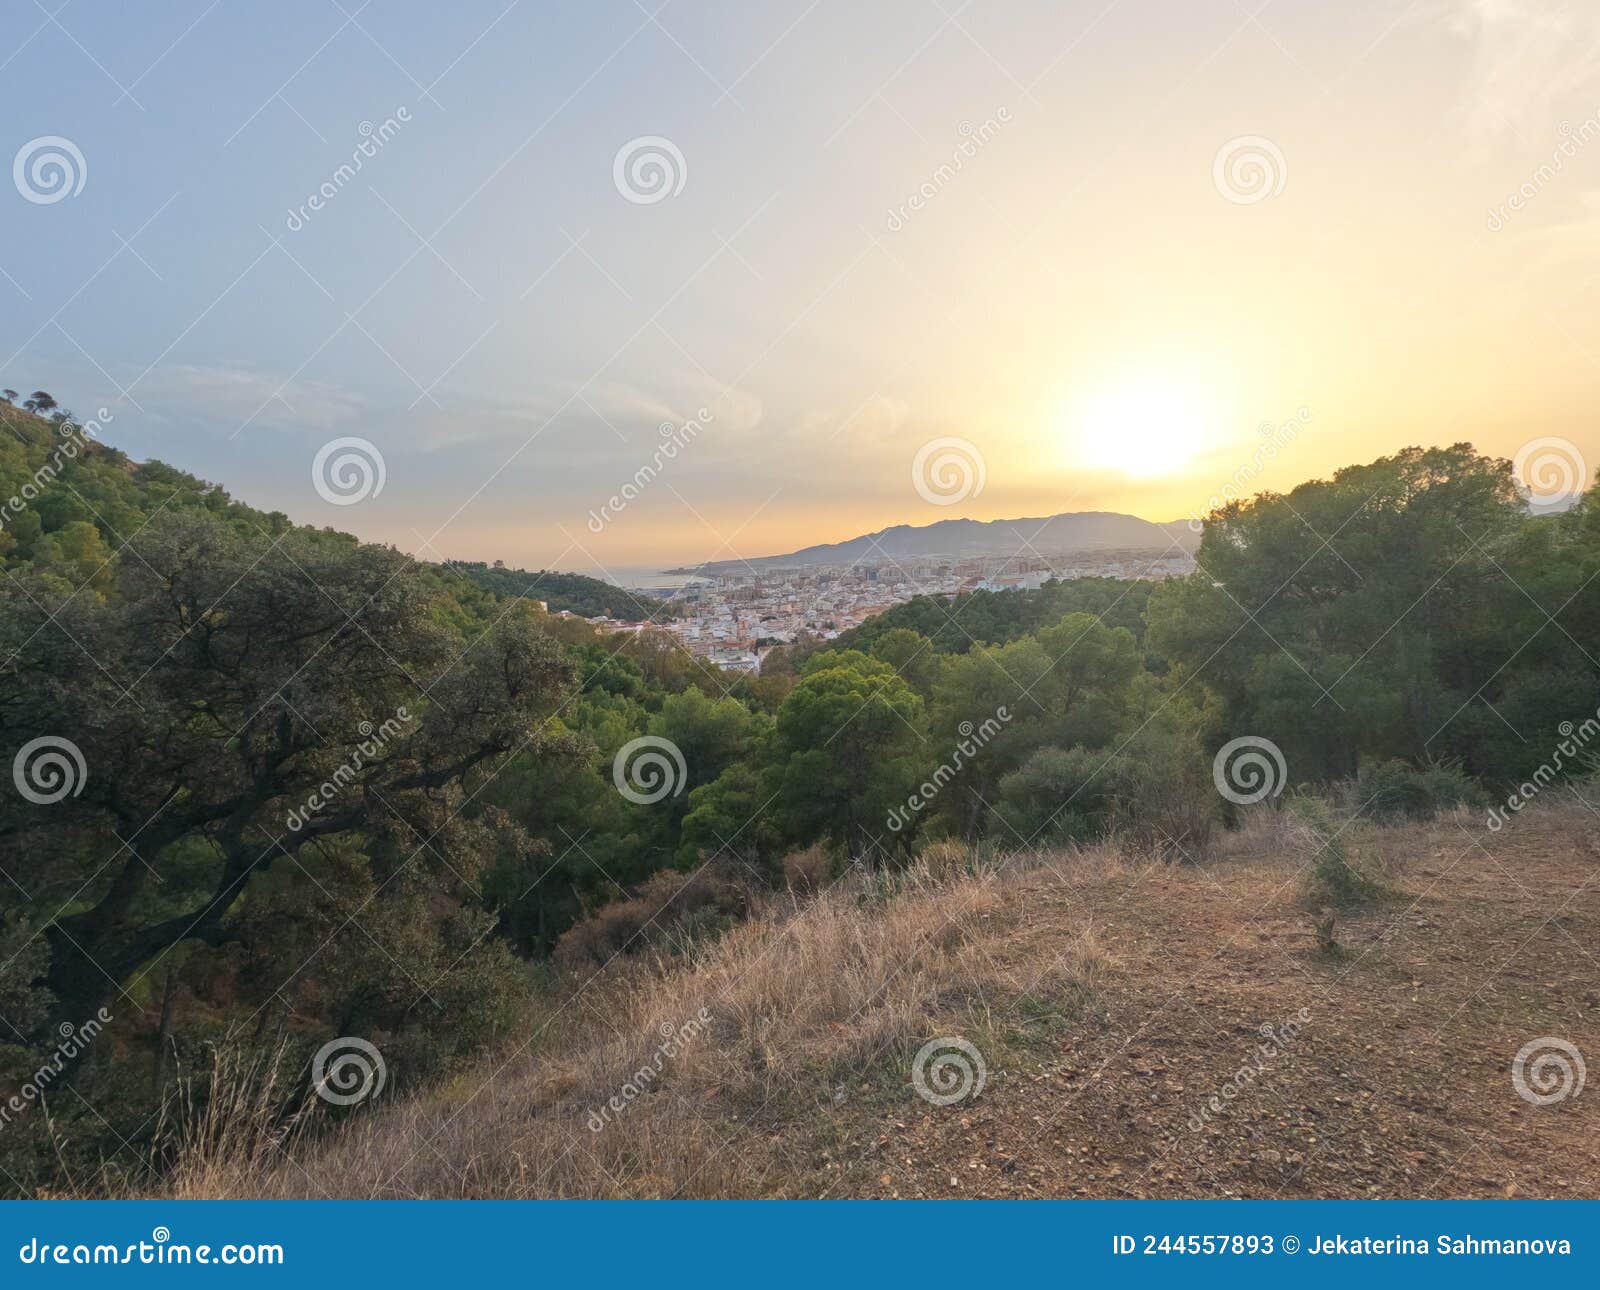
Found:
407,376 -> 763,451
122,362 -> 766,470
581,378 -> 764,437
1441,0 -> 1600,141
132,364 -> 370,433
793,396 -> 911,443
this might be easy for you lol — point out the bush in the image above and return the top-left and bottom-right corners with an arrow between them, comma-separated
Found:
991,735 -> 1218,861
994,745 -> 1125,846
1351,759 -> 1476,822
553,867 -> 746,969
1293,795 -> 1383,908
780,843 -> 833,895
1112,732 -> 1217,862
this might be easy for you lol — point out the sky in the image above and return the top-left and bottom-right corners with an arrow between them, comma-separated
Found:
2,0 -> 1598,576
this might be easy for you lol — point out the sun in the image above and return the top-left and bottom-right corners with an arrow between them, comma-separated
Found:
1061,372 -> 1222,478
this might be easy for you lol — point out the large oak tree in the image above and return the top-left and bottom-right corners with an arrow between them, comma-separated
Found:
1,512 -> 579,1039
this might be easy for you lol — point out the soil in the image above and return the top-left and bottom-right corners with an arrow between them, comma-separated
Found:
820,804 -> 1600,1198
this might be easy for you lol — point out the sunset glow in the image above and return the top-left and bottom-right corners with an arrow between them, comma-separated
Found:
1061,373 -> 1224,479
3,2 -> 1597,567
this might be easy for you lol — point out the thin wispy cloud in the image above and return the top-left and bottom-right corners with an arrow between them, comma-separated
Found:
131,364 -> 371,432
1441,0 -> 1600,142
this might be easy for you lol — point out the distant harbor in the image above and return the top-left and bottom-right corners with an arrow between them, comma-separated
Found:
585,548 -> 1195,670
603,566 -> 709,593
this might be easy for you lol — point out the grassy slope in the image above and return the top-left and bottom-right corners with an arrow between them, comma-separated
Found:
168,789 -> 1600,1199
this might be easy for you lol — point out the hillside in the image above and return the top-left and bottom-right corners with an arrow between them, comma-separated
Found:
0,404 -> 663,623
673,511 -> 1197,576
442,559 -> 674,621
166,790 -> 1600,1200
827,575 -> 1156,655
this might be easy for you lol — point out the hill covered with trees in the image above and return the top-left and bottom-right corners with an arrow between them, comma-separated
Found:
1,396 -> 1596,1196
824,576 -> 1158,656
442,560 -> 674,621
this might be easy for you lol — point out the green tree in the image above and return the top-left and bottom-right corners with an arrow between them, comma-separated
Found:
0,512 -> 580,1038
650,685 -> 768,796
772,653 -> 925,855
1147,444 -> 1550,781
870,626 -> 939,697
923,613 -> 1142,839
677,760 -> 781,870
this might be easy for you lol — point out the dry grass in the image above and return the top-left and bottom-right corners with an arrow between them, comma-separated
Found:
159,787 -> 1600,1199
1212,802 -> 1304,862
166,1038 -> 307,1168
165,847 -> 1109,1199
780,842 -> 833,894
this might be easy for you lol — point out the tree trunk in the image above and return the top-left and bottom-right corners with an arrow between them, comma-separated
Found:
152,972 -> 178,1095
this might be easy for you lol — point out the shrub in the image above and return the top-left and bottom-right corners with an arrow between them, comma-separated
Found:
780,843 -> 833,895
1293,795 -> 1383,908
553,867 -> 746,969
994,745 -> 1125,846
1351,759 -> 1476,822
1112,732 -> 1217,862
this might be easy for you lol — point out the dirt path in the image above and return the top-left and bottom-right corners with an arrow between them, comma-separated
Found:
831,804 -> 1600,1198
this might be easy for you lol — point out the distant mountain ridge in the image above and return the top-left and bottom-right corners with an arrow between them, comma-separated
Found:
673,511 -> 1197,576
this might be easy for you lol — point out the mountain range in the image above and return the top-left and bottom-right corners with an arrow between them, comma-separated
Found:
671,511 -> 1197,576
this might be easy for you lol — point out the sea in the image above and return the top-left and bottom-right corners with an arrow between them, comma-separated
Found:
603,565 -> 707,593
